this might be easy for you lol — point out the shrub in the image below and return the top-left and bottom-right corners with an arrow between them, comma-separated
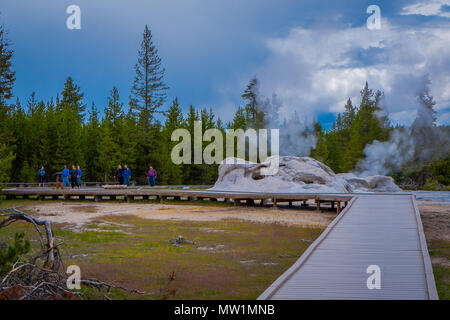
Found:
0,232 -> 31,277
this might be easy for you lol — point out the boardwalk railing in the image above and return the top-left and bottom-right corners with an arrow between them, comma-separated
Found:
1,187 -> 353,212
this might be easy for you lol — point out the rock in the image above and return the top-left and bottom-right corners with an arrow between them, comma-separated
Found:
366,175 -> 402,192
336,173 -> 370,191
211,156 -> 402,193
337,173 -> 402,192
168,235 -> 195,246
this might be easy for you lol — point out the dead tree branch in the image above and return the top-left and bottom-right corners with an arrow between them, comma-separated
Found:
0,207 -> 58,270
0,207 -> 151,300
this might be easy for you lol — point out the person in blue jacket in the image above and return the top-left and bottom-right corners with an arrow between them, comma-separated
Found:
76,165 -> 82,188
123,165 -> 131,186
62,165 -> 70,188
37,166 -> 46,187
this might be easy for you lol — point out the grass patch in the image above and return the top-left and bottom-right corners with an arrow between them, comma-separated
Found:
428,240 -> 450,300
433,265 -> 450,300
429,240 -> 450,260
0,210 -> 322,300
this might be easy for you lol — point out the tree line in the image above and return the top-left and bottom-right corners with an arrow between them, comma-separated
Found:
0,22 -> 448,188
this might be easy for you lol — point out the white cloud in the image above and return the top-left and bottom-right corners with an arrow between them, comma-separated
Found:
252,21 -> 450,125
400,0 -> 450,18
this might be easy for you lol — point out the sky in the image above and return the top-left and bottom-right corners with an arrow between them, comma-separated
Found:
1,0 -> 450,129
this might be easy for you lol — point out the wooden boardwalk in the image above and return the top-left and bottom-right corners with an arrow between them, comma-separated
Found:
258,195 -> 438,300
1,187 -> 354,212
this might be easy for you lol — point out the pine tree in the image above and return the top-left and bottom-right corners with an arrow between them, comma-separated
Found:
0,142 -> 14,182
326,132 -> 343,172
411,87 -> 439,163
342,98 -> 356,129
54,77 -> 85,171
242,77 -> 264,129
182,105 -> 200,184
121,110 -> 138,182
41,99 -> 59,178
0,23 -> 16,182
129,25 -> 168,182
231,107 -> 247,130
311,122 -> 328,163
130,25 -> 168,130
162,98 -> 184,184
200,107 -> 217,183
0,24 -> 15,105
60,77 -> 85,121
98,122 -> 116,182
9,99 -> 26,181
103,87 -> 124,166
84,104 -> 103,181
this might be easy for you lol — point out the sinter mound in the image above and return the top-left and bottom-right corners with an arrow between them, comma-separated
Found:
211,156 -> 401,193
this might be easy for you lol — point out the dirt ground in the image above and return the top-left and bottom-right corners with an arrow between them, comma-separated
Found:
418,201 -> 450,274
23,201 -> 335,233
418,201 -> 450,242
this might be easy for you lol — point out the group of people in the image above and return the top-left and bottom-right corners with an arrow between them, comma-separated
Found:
37,164 -> 157,187
115,165 -> 132,186
61,165 -> 83,188
115,165 -> 157,187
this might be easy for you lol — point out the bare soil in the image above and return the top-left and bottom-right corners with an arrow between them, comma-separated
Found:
419,201 -> 450,271
24,202 -> 335,233
418,201 -> 450,242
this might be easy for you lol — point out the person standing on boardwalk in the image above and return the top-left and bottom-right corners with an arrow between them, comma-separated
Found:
62,165 -> 70,188
37,166 -> 46,187
76,165 -> 82,188
147,166 -> 157,187
123,165 -> 131,186
116,165 -> 124,185
70,165 -> 78,188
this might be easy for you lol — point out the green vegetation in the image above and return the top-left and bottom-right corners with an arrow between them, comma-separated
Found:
0,232 -> 31,276
428,240 -> 450,300
0,207 -> 323,299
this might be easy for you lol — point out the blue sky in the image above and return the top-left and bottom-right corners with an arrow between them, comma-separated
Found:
1,0 -> 449,129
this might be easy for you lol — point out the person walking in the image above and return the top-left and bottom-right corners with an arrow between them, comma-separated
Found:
37,166 -> 46,187
76,165 -> 82,188
116,165 -> 124,185
123,165 -> 131,186
62,165 -> 70,188
70,165 -> 78,189
147,166 -> 157,187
